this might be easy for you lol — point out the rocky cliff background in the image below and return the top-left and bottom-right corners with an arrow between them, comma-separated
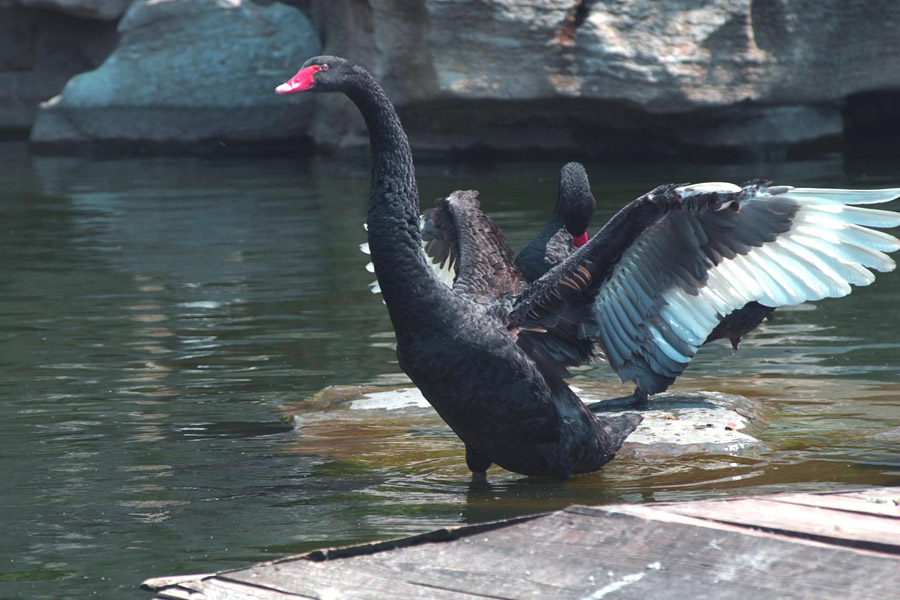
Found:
3,0 -> 899,159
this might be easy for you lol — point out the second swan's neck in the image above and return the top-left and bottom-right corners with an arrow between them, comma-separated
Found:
517,209 -> 565,282
345,72 -> 444,315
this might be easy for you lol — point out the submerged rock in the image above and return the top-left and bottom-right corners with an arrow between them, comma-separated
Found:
291,384 -> 766,462
30,0 -> 320,151
603,394 -> 766,458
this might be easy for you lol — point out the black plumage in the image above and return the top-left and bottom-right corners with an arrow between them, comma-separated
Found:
516,162 -> 596,282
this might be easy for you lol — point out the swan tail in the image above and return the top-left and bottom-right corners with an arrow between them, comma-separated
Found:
602,413 -> 643,450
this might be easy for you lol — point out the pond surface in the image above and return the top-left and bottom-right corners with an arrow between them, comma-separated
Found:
1,142 -> 899,599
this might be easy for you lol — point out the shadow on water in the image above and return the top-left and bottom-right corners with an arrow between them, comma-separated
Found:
1,142 -> 899,599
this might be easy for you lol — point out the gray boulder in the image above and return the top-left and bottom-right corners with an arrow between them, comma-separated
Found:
31,0 -> 320,151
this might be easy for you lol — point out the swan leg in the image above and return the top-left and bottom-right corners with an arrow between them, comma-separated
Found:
470,470 -> 488,484
465,443 -> 492,477
586,387 -> 650,413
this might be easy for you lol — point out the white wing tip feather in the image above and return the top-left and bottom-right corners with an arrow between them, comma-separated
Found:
676,182 -> 742,196
781,187 -> 900,209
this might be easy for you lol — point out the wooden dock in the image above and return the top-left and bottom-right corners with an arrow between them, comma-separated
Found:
143,487 -> 900,599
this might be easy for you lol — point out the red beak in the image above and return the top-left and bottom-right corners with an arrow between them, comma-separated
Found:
275,65 -> 321,95
573,232 -> 589,248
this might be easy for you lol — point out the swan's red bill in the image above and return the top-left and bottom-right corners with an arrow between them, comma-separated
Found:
573,232 -> 589,247
275,65 -> 321,95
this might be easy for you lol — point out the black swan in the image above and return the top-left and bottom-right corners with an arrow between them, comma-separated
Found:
516,161 -> 596,282
277,56 -> 642,479
277,56 -> 900,476
363,161 -> 595,293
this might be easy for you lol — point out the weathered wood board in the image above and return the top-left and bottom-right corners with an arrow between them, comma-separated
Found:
143,487 -> 900,600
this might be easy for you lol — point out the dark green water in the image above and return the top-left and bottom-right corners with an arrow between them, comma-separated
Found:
1,142 -> 899,599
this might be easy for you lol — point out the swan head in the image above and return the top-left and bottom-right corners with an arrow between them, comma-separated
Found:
275,55 -> 359,95
558,162 -> 595,247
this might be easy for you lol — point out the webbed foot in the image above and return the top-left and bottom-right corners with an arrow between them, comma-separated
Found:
586,387 -> 650,413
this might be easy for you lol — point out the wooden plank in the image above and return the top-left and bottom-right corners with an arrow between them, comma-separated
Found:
554,505 -> 900,600
575,503 -> 888,556
221,504 -> 900,600
221,560 -> 484,600
767,492 -> 900,518
299,515 -> 539,562
653,497 -> 900,553
148,576 -> 311,600
142,573 -> 215,591
836,488 -> 900,502
144,488 -> 900,600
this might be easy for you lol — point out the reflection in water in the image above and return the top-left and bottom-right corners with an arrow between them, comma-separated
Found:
0,143 -> 898,599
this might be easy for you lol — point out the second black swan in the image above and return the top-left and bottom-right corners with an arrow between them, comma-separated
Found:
516,161 -> 595,282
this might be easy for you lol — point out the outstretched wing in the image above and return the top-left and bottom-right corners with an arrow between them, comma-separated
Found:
511,182 -> 900,394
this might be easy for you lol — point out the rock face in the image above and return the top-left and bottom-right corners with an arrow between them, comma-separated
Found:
30,0 -> 320,151
308,0 -> 900,157
22,0 -> 900,156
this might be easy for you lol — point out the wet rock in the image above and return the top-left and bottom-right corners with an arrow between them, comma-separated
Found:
578,388 -> 766,456
296,384 -> 766,457
610,396 -> 766,458
349,387 -> 428,411
30,0 -> 320,151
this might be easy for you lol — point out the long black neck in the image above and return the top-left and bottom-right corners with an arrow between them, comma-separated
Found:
344,72 -> 443,316
516,209 -> 564,282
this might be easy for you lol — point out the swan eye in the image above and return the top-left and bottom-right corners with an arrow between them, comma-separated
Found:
321,64 -> 329,72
